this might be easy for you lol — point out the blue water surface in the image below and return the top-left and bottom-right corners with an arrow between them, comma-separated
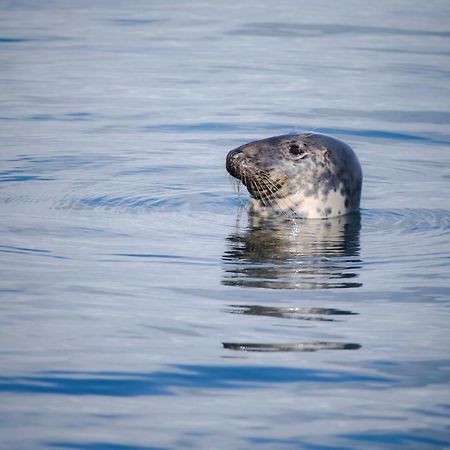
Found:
1,1 -> 450,449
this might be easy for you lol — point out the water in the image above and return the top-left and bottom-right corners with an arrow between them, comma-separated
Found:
1,1 -> 450,448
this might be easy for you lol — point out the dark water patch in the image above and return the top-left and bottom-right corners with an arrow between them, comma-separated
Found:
227,305 -> 357,321
0,112 -> 95,121
0,37 -> 32,43
65,112 -> 94,120
0,288 -> 24,293
141,122 -> 450,145
231,22 -> 450,38
0,245 -> 50,254
354,46 -> 450,57
109,253 -> 214,266
312,108 -> 450,125
0,170 -> 54,183
27,112 -> 94,121
0,244 -> 67,260
28,114 -> 55,121
0,365 -> 391,397
117,167 -> 164,176
340,431 -> 450,447
223,342 -> 361,352
409,406 -> 450,419
314,127 -> 450,145
109,18 -> 160,26
248,437 -> 353,450
48,442 -> 167,450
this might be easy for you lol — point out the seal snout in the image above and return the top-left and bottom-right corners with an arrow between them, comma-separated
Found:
226,146 -> 287,201
226,148 -> 244,179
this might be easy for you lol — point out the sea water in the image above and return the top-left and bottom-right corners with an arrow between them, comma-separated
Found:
1,1 -> 450,449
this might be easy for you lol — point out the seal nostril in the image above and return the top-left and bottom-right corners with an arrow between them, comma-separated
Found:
226,149 -> 242,178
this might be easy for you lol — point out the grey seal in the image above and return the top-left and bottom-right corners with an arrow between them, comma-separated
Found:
226,133 -> 362,219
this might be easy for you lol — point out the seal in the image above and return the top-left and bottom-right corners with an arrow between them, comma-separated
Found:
226,133 -> 362,219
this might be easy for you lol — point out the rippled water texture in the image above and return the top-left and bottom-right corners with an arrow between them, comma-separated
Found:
1,1 -> 450,449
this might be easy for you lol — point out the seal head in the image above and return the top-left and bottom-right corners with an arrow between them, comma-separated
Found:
226,133 -> 362,219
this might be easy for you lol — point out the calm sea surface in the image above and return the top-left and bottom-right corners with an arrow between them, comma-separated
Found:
1,1 -> 450,449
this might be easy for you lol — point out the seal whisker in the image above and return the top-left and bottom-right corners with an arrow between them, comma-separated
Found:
229,175 -> 246,208
257,175 -> 292,217
242,173 -> 249,209
257,175 -> 297,218
260,175 -> 299,219
251,177 -> 271,209
257,175 -> 288,214
228,175 -> 240,195
256,175 -> 285,214
255,178 -> 273,210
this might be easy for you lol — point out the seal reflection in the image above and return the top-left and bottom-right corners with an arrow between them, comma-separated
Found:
222,211 -> 362,289
221,212 -> 362,352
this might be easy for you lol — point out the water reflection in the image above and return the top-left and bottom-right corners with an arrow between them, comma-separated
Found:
226,305 -> 358,322
222,342 -> 361,352
223,305 -> 361,352
222,212 -> 362,289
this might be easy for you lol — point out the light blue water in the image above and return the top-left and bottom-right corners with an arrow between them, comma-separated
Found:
1,1 -> 450,449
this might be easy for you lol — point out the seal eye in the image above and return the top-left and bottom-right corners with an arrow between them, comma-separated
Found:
289,144 -> 305,157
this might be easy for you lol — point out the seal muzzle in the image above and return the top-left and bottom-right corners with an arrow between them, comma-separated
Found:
226,147 -> 286,200
226,148 -> 243,179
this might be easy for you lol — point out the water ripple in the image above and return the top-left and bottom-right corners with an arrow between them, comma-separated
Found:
0,169 -> 54,183
230,22 -> 450,38
0,244 -> 67,260
221,208 -> 450,289
363,208 -> 450,235
141,122 -> 450,144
